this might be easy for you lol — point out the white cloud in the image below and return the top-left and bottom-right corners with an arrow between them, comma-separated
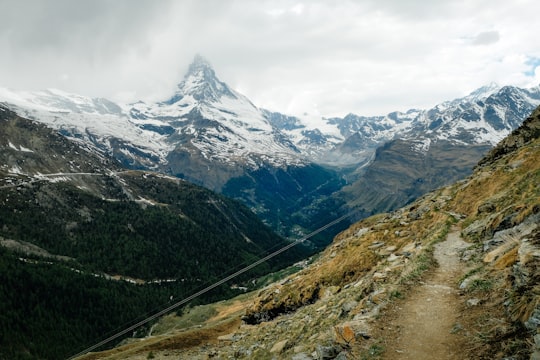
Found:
0,0 -> 539,117
469,31 -> 501,46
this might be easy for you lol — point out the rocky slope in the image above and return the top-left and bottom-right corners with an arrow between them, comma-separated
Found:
339,139 -> 492,215
81,106 -> 540,359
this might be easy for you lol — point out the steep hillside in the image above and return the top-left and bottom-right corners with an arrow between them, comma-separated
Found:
87,107 -> 540,359
340,139 -> 491,215
0,106 -> 307,359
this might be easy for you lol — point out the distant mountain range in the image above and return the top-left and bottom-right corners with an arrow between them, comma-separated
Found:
1,55 -> 539,242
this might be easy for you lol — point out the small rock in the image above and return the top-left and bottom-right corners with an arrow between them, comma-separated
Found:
270,339 -> 289,354
459,275 -> 480,290
323,286 -> 341,298
316,344 -> 341,359
466,298 -> 481,307
217,333 -> 236,341
525,308 -> 540,331
461,249 -> 476,261
292,353 -> 313,360
369,241 -> 385,250
477,202 -> 496,214
534,333 -> 540,349
447,211 -> 465,220
385,263 -> 405,273
387,253 -> 401,262
372,272 -> 387,281
353,305 -> 380,320
401,242 -> 417,254
341,300 -> 358,314
356,228 -> 369,237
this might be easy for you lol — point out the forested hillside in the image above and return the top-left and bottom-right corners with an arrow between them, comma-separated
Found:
0,107 -> 306,359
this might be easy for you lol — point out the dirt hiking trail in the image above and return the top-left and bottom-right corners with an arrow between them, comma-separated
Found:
381,226 -> 471,359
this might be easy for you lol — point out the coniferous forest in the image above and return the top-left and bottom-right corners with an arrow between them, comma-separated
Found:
0,172 -> 307,359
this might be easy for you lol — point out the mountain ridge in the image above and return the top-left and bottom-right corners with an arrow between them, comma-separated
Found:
2,57 -> 538,171
1,56 -> 539,243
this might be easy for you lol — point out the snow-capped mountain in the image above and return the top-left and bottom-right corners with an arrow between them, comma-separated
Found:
0,87 -> 170,169
2,56 -> 539,174
128,55 -> 303,172
1,55 -> 539,241
413,84 -> 540,145
0,56 -> 348,240
0,56 -> 306,179
266,83 -> 540,166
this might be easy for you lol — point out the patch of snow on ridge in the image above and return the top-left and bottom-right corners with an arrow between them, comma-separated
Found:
8,165 -> 23,175
410,138 -> 431,154
0,88 -> 173,163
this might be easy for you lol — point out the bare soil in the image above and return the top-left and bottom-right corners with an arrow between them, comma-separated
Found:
379,227 -> 471,359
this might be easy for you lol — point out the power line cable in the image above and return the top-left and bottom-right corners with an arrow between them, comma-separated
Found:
68,210 -> 355,359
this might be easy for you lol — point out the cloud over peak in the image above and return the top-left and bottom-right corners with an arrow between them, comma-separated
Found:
0,0 -> 539,117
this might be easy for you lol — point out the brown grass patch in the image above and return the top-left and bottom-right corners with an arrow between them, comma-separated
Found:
79,317 -> 242,360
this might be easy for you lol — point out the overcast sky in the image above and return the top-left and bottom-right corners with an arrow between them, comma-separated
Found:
1,0 -> 540,117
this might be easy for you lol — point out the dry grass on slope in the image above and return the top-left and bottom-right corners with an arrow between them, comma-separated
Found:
446,133 -> 540,358
243,187 -> 459,325
241,114 -> 540,358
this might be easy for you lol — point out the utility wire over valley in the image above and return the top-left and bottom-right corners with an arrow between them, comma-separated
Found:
68,210 -> 355,359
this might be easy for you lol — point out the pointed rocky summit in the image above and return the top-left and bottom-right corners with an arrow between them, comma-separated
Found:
166,54 -> 237,104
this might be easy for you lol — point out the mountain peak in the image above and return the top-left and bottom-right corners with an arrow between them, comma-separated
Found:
187,54 -> 215,78
464,82 -> 501,102
166,55 -> 236,103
